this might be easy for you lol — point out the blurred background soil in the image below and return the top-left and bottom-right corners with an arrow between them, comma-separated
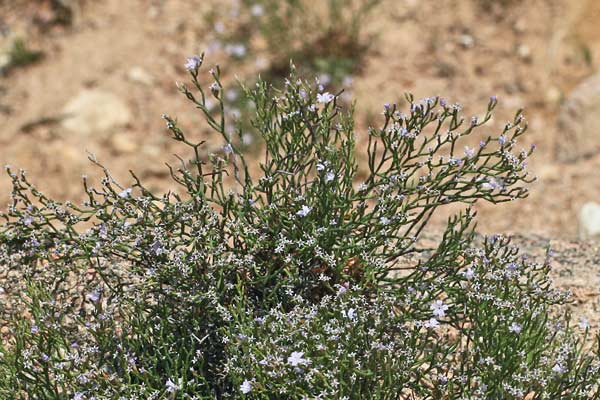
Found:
2,0 -> 600,239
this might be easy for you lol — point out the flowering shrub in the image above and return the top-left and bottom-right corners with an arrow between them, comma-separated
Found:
0,55 -> 599,399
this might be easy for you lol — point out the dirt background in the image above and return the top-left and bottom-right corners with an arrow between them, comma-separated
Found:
2,0 -> 600,239
1,0 -> 600,334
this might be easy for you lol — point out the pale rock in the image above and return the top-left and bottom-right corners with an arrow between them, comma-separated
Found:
127,66 -> 154,86
459,34 -> 474,48
579,202 -> 600,239
517,44 -> 531,61
61,89 -> 131,136
556,74 -> 600,162
545,86 -> 561,105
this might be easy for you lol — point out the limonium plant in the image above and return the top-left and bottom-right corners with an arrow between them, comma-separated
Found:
0,54 -> 599,399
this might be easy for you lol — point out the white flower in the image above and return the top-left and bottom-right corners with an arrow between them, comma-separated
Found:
317,92 -> 335,104
240,379 -> 253,394
462,267 -> 475,280
166,378 -> 181,393
325,172 -> 335,182
118,188 -> 132,198
316,162 -> 326,171
579,317 -> 590,330
481,177 -> 502,191
288,351 -> 309,367
424,318 -> 440,329
296,205 -> 312,217
379,216 -> 391,225
509,322 -> 522,334
430,300 -> 450,318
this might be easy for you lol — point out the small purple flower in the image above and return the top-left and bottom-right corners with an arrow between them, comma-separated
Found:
184,55 -> 203,72
31,324 -> 39,334
498,135 -> 507,146
490,95 -> 497,103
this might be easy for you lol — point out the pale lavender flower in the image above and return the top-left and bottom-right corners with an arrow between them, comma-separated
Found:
166,378 -> 180,393
424,318 -> 440,329
579,317 -> 590,330
223,143 -> 234,155
464,146 -> 475,158
118,188 -> 132,199
462,267 -> 475,280
498,135 -> 507,146
288,351 -> 309,367
184,55 -> 202,72
31,324 -> 39,334
552,363 -> 565,374
296,205 -> 312,217
240,379 -> 253,394
430,300 -> 450,318
317,92 -> 335,104
87,290 -> 101,303
325,172 -> 335,182
73,393 -> 85,400
379,216 -> 391,226
509,322 -> 522,334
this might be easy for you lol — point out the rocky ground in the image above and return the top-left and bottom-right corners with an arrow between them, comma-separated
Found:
1,1 -> 600,325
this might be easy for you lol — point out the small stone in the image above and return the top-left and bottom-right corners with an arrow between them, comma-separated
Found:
61,89 -> 131,137
579,202 -> 600,239
110,134 -> 138,153
517,44 -> 531,61
127,66 -> 154,86
459,34 -> 474,48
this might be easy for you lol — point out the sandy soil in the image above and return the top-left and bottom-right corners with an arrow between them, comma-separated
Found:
2,0 -> 600,239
